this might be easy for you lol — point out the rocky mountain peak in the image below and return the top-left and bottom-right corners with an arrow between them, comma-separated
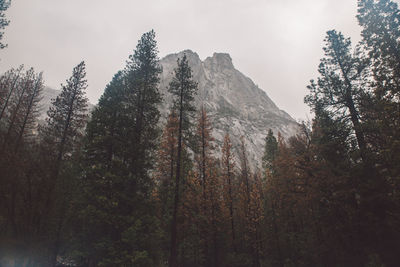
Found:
158,50 -> 299,169
204,53 -> 234,70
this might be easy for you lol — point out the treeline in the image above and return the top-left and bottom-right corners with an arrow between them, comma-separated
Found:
0,0 -> 400,266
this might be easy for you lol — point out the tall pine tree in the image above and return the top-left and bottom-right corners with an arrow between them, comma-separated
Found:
168,54 -> 198,267
77,30 -> 163,266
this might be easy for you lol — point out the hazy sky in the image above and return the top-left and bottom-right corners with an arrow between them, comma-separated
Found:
1,0 -> 396,120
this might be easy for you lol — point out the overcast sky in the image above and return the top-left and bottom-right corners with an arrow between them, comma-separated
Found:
1,0 -> 397,120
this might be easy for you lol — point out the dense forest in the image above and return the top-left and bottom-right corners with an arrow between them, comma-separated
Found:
1,0 -> 400,266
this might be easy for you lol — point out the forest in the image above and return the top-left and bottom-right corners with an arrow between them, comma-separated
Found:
0,0 -> 400,266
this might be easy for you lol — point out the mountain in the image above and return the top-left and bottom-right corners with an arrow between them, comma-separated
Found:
39,50 -> 299,169
158,50 -> 299,167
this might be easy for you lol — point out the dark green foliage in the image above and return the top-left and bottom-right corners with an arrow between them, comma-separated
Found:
123,30 -> 162,178
75,30 -> 163,266
305,30 -> 368,162
42,61 -> 88,162
358,0 -> 400,99
262,129 -> 278,172
357,0 -> 400,180
40,61 -> 89,266
168,54 -> 198,142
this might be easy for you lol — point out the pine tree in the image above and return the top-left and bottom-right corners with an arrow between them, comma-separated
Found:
0,65 -> 23,124
42,61 -> 88,165
221,133 -> 237,255
39,61 -> 88,266
358,0 -> 400,100
154,110 -> 179,258
236,136 -> 254,263
357,0 -> 400,185
0,67 -> 43,151
247,171 -> 263,267
77,30 -> 163,266
262,129 -> 278,175
305,30 -> 368,162
0,66 -> 44,266
193,106 -> 222,267
195,106 -> 214,207
356,1 -> 400,264
123,29 -> 162,180
239,136 -> 251,206
168,54 -> 198,267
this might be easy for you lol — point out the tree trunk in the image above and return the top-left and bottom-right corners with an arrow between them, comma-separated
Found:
169,84 -> 184,267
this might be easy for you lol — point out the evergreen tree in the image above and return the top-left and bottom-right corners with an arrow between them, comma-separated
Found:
357,1 -> 400,264
123,30 -> 162,180
193,106 -> 221,267
358,0 -> 400,99
77,30 -> 162,266
42,61 -> 88,165
0,66 -> 44,266
357,0 -> 400,184
0,65 -> 23,124
262,129 -> 278,174
168,54 -> 198,267
0,67 -> 43,151
221,133 -> 237,255
238,136 -> 251,206
154,110 -> 179,259
305,30 -> 368,162
40,61 -> 88,266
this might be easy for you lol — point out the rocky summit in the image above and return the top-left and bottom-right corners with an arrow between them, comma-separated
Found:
158,50 -> 299,168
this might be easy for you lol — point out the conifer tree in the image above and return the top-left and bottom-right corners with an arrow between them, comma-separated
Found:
0,65 -> 23,124
305,30 -> 368,162
262,129 -> 278,174
154,110 -> 179,257
221,133 -> 237,255
236,136 -> 254,263
39,61 -> 88,266
0,67 -> 43,151
168,54 -> 198,267
356,1 -> 400,263
239,136 -> 251,206
357,0 -> 400,184
193,106 -> 222,267
77,30 -> 162,266
358,0 -> 400,99
42,61 -> 88,165
0,66 -> 44,266
123,29 -> 162,180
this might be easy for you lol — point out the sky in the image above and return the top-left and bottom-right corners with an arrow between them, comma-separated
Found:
1,0 -> 397,120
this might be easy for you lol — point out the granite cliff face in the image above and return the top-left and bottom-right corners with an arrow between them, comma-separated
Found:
158,50 -> 299,167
